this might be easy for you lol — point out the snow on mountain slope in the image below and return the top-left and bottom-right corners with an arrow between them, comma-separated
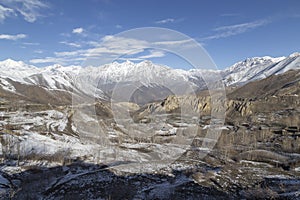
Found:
223,53 -> 300,85
73,53 -> 300,95
73,60 -> 201,103
81,60 -> 175,86
0,60 -> 82,94
26,64 -> 81,91
73,60 -> 223,104
0,59 -> 41,83
0,52 -> 299,99
0,77 -> 16,92
264,53 -> 300,75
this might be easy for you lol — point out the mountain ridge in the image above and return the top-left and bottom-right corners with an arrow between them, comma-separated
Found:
0,52 -> 299,104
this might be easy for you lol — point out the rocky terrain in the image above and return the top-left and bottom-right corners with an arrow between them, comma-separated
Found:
0,55 -> 299,199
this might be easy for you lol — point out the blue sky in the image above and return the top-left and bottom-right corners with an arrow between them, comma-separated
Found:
0,0 -> 299,69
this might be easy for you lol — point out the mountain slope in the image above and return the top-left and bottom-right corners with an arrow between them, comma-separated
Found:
228,69 -> 300,100
223,52 -> 300,85
0,52 -> 299,105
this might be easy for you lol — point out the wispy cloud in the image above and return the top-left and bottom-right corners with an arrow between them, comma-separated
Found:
0,33 -> 27,40
155,18 -> 175,24
30,57 -> 53,64
137,50 -> 166,60
72,27 -> 84,34
54,51 -> 79,57
203,19 -> 269,40
139,50 -> 165,59
154,39 -> 193,46
155,18 -> 184,24
0,0 -> 49,22
119,50 -> 166,61
23,42 -> 40,45
30,36 -> 149,65
34,49 -> 43,54
0,4 -> 15,22
60,41 -> 81,48
30,56 -> 84,65
30,35 -> 195,65
220,13 -> 240,17
115,24 -> 122,29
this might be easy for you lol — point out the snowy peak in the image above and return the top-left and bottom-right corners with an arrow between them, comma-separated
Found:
93,60 -> 173,85
0,58 -> 36,70
102,60 -> 170,71
223,53 -> 300,85
0,59 -> 41,82
227,56 -> 283,72
289,52 -> 300,58
268,56 -> 287,63
44,64 -> 64,72
0,58 -> 24,67
0,52 -> 299,97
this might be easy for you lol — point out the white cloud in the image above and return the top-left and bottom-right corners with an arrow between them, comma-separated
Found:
30,57 -> 63,64
54,51 -> 80,57
72,27 -> 84,34
138,50 -> 165,59
30,56 -> 84,65
0,0 -> 49,22
30,35 -> 196,66
155,18 -> 175,24
23,42 -> 40,45
154,39 -> 193,46
203,19 -> 269,40
56,37 -> 191,62
34,50 -> 43,54
31,36 -> 149,65
0,4 -> 15,22
155,18 -> 184,24
214,20 -> 268,32
100,35 -> 148,52
0,33 -> 26,40
60,41 -> 81,48
85,40 -> 100,47
115,24 -> 122,29
118,50 -> 166,61
117,58 -> 143,61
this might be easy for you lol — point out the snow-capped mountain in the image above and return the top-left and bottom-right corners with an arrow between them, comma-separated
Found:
73,60 -> 220,104
0,59 -> 219,103
0,59 -> 81,93
0,52 -> 299,104
0,59 -> 41,83
223,52 -> 300,85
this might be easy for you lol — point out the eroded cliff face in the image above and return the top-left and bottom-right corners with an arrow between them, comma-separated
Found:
137,70 -> 300,127
132,70 -> 300,164
136,93 -> 299,126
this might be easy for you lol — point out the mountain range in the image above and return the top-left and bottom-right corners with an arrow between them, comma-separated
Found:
0,52 -> 299,105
